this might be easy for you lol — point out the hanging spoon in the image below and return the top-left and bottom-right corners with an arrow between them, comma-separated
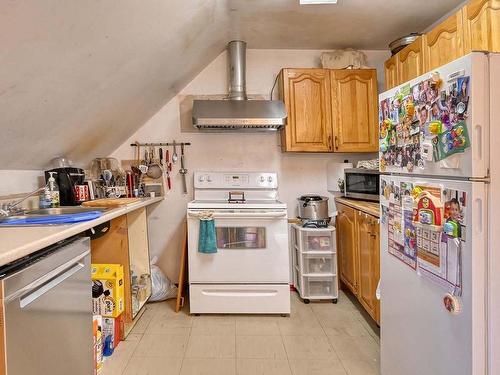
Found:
172,141 -> 178,164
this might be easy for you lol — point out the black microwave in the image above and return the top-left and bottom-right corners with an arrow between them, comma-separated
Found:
343,168 -> 380,202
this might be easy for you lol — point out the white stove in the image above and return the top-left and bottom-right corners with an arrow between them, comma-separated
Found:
188,200 -> 286,210
187,172 -> 291,314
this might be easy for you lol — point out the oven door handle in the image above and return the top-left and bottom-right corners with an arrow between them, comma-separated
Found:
188,211 -> 287,219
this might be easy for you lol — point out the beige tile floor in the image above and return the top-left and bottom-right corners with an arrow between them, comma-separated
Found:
101,291 -> 380,375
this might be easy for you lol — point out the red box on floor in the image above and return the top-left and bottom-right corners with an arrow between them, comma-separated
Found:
102,314 -> 123,349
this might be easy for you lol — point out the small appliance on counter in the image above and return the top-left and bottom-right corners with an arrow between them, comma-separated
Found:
297,195 -> 331,228
343,168 -> 380,202
44,157 -> 86,206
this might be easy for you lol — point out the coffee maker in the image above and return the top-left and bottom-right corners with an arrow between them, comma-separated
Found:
44,167 -> 85,206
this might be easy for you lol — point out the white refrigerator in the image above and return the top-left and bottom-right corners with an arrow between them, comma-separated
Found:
378,52 -> 500,375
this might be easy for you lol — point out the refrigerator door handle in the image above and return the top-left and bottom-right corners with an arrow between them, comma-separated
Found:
474,196 -> 484,234
473,124 -> 484,168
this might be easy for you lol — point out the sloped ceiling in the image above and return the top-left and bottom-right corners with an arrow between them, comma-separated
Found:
0,0 -> 462,170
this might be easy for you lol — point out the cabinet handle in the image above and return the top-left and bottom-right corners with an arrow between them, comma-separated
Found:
328,135 -> 333,150
334,136 -> 339,149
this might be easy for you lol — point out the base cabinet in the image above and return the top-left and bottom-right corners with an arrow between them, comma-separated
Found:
356,212 -> 380,323
90,208 -> 151,338
336,205 -> 358,294
336,202 -> 380,324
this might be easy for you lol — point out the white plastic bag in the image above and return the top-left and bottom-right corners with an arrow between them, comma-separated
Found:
149,257 -> 177,302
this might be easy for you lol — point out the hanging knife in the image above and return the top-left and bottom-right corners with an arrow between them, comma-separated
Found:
166,149 -> 172,190
179,143 -> 187,194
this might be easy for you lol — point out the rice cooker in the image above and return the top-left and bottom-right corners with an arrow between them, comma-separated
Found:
297,195 -> 330,221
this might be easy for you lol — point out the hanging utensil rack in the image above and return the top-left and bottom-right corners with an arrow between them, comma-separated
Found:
130,141 -> 191,147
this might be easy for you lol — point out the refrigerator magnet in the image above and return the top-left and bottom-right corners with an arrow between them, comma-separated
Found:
421,140 -> 434,161
443,293 -> 461,315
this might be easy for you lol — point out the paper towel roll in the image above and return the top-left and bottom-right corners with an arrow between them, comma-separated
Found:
326,161 -> 353,192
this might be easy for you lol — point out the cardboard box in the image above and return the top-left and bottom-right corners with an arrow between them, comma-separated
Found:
102,315 -> 122,349
92,264 -> 125,317
93,315 -> 103,374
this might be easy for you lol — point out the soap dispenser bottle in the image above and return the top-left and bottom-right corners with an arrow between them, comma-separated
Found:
47,172 -> 60,207
39,185 -> 51,209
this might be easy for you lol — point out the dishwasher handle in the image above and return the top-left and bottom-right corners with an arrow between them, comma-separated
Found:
5,249 -> 90,305
20,262 -> 84,308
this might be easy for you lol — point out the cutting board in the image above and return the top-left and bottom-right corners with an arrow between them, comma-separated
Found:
82,198 -> 140,207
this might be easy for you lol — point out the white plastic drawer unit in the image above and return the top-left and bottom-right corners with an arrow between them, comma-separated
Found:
301,229 -> 336,252
302,253 -> 335,275
291,224 -> 338,303
303,276 -> 336,298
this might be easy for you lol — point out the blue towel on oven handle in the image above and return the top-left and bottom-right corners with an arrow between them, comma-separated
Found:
198,215 -> 217,254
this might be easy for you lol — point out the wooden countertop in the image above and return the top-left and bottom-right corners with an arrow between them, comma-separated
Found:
335,197 -> 380,218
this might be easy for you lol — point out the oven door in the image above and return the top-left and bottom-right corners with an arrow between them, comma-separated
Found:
187,209 -> 289,283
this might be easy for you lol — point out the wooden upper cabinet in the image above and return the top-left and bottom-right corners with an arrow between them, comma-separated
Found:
398,36 -> 424,83
336,203 -> 358,294
463,0 -> 500,53
357,214 -> 380,324
279,69 -> 333,152
423,10 -> 466,71
384,54 -> 399,90
330,69 -> 378,152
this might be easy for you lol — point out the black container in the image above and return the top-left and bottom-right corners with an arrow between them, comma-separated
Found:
44,167 -> 85,206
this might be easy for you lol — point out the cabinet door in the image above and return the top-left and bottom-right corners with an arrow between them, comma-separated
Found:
398,36 -> 424,83
280,69 -> 333,152
357,214 -> 380,323
330,69 -> 378,152
384,55 -> 398,90
336,203 -> 358,294
463,0 -> 500,53
423,11 -> 466,71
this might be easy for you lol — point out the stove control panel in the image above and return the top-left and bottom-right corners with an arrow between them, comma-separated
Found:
194,172 -> 278,189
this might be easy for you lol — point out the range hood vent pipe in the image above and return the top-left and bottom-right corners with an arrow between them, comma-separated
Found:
227,40 -> 247,101
191,40 -> 287,131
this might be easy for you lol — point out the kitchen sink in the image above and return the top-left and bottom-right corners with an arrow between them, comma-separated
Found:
0,206 -> 109,226
23,206 -> 109,216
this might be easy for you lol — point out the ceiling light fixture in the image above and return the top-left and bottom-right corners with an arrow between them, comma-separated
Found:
299,0 -> 338,4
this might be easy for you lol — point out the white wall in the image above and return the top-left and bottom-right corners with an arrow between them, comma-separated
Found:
111,49 -> 387,280
0,170 -> 45,197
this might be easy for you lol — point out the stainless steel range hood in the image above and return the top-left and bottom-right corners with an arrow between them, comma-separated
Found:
192,41 -> 287,131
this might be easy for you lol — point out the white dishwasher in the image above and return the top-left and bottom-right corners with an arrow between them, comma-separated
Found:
0,236 -> 92,375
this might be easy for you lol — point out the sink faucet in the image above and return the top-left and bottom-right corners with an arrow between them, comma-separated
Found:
0,186 -> 47,217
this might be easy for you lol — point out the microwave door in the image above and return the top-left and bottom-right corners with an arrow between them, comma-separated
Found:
344,173 -> 380,201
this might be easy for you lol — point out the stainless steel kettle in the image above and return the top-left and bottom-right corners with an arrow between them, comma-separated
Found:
297,195 -> 329,220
